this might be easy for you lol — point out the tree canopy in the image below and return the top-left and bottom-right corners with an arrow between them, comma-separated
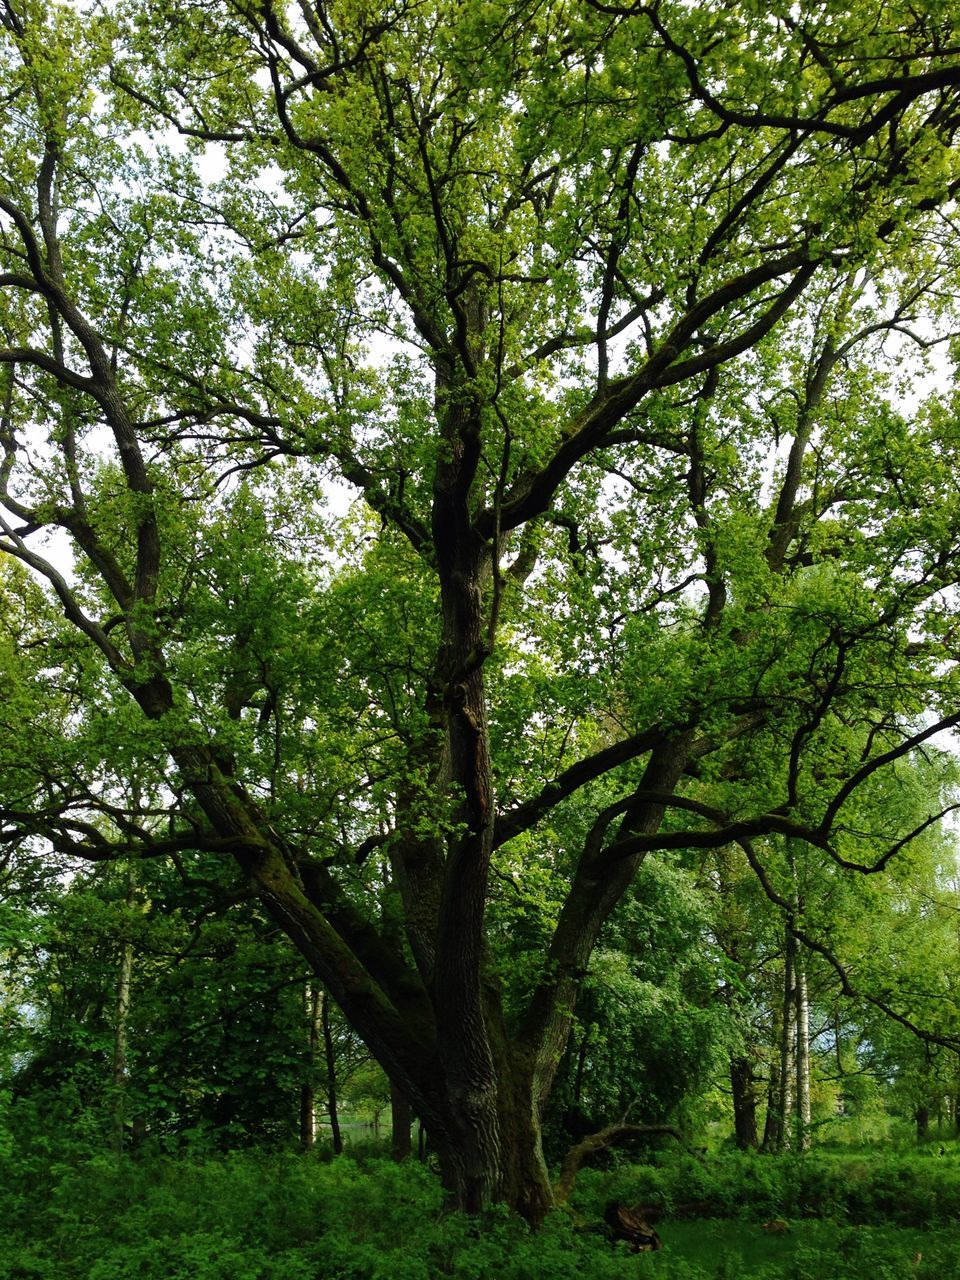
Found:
3,0 -> 960,1221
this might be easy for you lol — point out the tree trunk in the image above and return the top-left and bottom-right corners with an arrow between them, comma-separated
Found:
762,1056 -> 783,1151
777,928 -> 797,1151
795,958 -> 811,1152
428,1047 -> 555,1223
916,1105 -> 930,1141
730,1056 -> 759,1150
391,1083 -> 412,1161
320,988 -> 343,1155
125,408 -> 690,1222
126,516 -> 691,1226
111,866 -> 137,1154
300,982 -> 322,1149
762,999 -> 784,1153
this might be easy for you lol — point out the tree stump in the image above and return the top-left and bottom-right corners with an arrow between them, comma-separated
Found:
604,1201 -> 662,1251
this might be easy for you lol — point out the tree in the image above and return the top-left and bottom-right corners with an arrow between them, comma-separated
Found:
543,852 -> 729,1152
2,847 -> 320,1148
3,0 -> 960,1221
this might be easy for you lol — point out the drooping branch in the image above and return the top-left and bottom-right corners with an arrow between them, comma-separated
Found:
738,838 -> 960,1052
554,1123 -> 681,1204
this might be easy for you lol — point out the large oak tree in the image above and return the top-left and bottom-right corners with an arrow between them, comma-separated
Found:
3,0 -> 960,1219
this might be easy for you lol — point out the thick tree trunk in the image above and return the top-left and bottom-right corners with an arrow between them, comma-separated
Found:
426,381 -> 506,1210
134,389 -> 686,1222
431,1053 -> 555,1225
730,1056 -> 759,1150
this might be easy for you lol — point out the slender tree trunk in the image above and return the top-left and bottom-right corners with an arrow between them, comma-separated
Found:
916,1105 -> 930,1141
778,927 -> 797,1151
730,1056 -> 759,1150
111,866 -> 137,1154
320,989 -> 343,1155
762,993 -> 784,1153
573,1031 -> 588,1107
795,959 -> 811,1151
300,982 -> 322,1149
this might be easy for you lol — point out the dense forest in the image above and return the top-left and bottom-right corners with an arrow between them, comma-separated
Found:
3,0 -> 960,1274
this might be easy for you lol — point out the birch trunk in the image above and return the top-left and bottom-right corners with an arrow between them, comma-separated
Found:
778,927 -> 797,1151
300,982 -> 322,1149
111,866 -> 137,1153
795,959 -> 811,1151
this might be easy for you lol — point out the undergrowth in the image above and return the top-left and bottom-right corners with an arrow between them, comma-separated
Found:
2,1108 -> 960,1280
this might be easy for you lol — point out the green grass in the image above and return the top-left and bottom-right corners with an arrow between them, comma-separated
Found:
648,1219 -> 960,1279
2,1139 -> 960,1279
571,1146 -> 960,1226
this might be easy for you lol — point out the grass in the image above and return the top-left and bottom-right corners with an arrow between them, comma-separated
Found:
2,1133 -> 960,1278
648,1219 -> 960,1279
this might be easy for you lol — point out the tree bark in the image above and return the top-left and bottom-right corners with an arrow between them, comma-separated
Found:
762,1036 -> 783,1154
320,988 -> 343,1155
795,958 -> 811,1151
300,982 -> 322,1149
390,1083 -> 412,1161
111,866 -> 137,1154
778,928 -> 797,1151
730,1056 -> 759,1150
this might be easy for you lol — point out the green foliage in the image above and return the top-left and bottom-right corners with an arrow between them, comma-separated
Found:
3,1145 -> 960,1280
5,0 -> 960,1224
544,855 -> 732,1149
572,1148 -> 960,1227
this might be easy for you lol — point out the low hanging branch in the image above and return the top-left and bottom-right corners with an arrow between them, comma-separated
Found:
553,1122 -> 681,1204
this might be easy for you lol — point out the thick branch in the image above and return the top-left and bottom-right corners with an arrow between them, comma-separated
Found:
554,1124 -> 681,1204
479,252 -> 818,538
493,724 -> 670,849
